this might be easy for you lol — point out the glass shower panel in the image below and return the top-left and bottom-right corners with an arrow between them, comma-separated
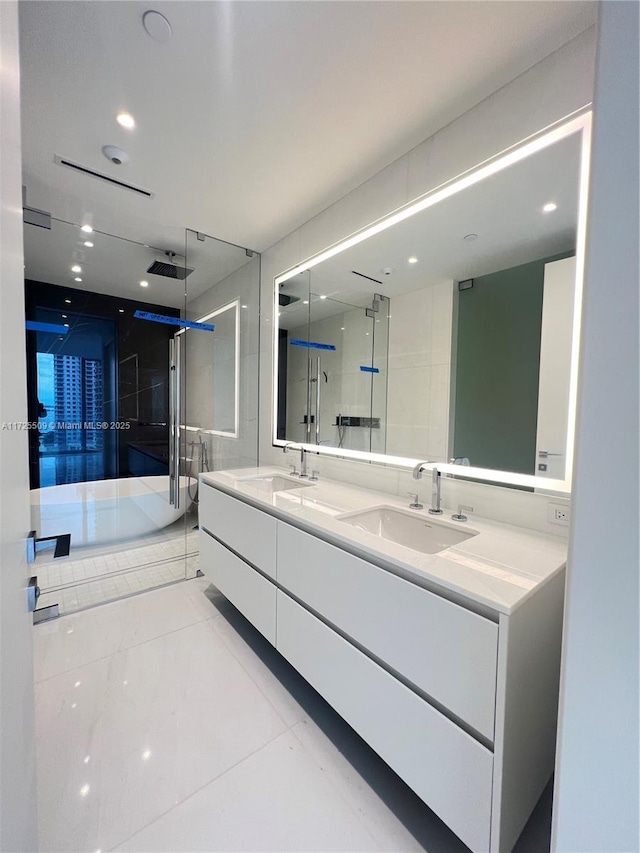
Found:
24,217 -> 190,614
183,229 -> 260,554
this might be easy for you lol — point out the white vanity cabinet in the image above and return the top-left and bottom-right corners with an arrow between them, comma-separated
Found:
198,479 -> 565,853
199,484 -> 278,644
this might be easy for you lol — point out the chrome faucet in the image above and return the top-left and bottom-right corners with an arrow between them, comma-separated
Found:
283,442 -> 308,478
429,468 -> 443,515
412,462 -> 442,514
412,460 -> 430,479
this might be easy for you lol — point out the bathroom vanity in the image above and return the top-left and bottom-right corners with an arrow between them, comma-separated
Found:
199,467 -> 567,853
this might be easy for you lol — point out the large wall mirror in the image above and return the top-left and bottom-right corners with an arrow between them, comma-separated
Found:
274,112 -> 591,492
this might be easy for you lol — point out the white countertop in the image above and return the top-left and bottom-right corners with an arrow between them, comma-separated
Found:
200,467 -> 567,616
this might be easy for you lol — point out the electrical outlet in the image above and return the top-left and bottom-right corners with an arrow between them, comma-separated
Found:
547,502 -> 570,527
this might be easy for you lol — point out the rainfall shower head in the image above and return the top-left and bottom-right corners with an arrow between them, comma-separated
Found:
147,251 -> 194,280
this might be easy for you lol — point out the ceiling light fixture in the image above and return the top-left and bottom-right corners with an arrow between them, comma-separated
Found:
71,264 -> 82,273
65,299 -> 72,304
408,256 -> 418,264
84,241 -> 94,248
74,277 -> 82,282
319,295 -> 327,300
139,280 -> 149,288
81,225 -> 93,234
543,202 -> 557,213
118,309 -> 125,313
116,112 -> 135,130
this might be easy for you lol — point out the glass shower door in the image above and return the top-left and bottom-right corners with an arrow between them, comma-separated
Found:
182,229 -> 260,554
24,217 -> 192,615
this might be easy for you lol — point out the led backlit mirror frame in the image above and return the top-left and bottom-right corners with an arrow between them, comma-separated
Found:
182,298 -> 240,439
273,111 -> 591,493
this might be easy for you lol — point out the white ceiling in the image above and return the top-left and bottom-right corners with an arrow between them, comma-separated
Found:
19,0 -> 596,259
23,221 -> 254,308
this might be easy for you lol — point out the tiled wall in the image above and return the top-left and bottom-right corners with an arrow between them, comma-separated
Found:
386,281 -> 455,462
257,28 -> 596,536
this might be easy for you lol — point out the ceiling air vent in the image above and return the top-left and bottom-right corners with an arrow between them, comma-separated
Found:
351,270 -> 383,285
54,155 -> 154,198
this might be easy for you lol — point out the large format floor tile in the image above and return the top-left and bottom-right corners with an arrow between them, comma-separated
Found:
35,614 -> 287,851
34,578 -> 552,853
114,730 -> 384,852
33,577 -> 221,682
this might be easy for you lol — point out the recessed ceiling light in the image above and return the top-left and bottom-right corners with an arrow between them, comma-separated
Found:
79,784 -> 90,798
62,314 -> 67,319
340,327 -> 345,331
241,304 -> 248,309
84,241 -> 94,248
139,280 -> 149,288
74,277 -> 82,282
118,309 -> 125,313
64,323 -> 69,328
543,202 -> 557,213
81,225 -> 93,234
65,299 -> 72,304
303,300 -> 309,305
463,233 -> 478,242
319,295 -> 327,300
71,264 -> 82,273
408,256 -> 418,264
116,112 -> 135,129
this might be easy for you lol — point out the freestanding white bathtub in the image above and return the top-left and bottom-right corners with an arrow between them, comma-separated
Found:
30,475 -> 194,548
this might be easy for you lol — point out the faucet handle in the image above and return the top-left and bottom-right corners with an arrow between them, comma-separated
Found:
407,492 -> 423,510
310,469 -> 320,481
452,504 -> 473,522
288,462 -> 298,476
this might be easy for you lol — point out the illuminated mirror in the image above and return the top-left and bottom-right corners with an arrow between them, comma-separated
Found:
274,113 -> 591,492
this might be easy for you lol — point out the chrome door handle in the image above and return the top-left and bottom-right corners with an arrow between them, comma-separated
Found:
27,577 -> 40,612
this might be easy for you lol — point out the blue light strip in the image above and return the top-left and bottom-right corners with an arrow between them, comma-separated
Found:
360,365 -> 380,373
289,339 -> 336,351
26,321 -> 69,335
133,310 -> 215,332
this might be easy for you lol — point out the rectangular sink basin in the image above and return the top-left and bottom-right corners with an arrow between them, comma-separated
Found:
237,475 -> 314,494
336,506 -> 476,555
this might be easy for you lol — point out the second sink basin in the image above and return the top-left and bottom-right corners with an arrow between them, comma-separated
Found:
336,506 -> 476,555
237,474 -> 314,494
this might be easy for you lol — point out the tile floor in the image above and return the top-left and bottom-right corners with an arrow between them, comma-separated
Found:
34,578 -> 553,852
36,517 -> 200,615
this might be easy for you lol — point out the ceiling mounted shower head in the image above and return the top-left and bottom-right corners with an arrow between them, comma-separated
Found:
147,251 -> 194,280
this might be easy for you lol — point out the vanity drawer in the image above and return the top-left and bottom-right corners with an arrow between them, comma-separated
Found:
200,529 -> 276,645
277,591 -> 493,852
277,522 -> 498,740
199,483 -> 277,579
